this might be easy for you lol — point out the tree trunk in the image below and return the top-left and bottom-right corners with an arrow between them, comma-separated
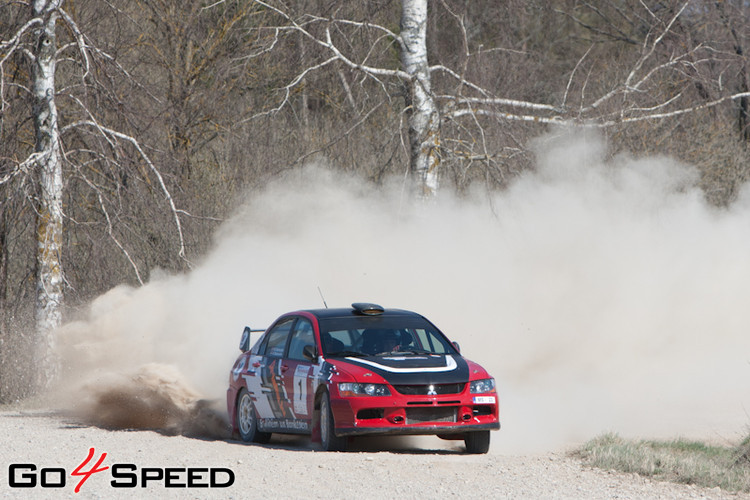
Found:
401,0 -> 440,199
31,0 -> 64,388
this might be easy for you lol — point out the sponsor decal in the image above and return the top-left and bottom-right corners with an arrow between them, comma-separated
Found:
293,364 -> 311,416
6,447 -> 234,493
347,355 -> 458,373
232,356 -> 247,381
259,417 -> 310,432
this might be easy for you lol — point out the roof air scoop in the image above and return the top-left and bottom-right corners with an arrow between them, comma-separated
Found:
352,303 -> 384,315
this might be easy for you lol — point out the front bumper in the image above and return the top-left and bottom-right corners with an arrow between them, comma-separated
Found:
330,390 -> 500,437
336,421 -> 500,437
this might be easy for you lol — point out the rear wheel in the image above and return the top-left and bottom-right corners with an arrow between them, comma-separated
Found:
464,430 -> 491,454
320,392 -> 347,451
236,389 -> 271,444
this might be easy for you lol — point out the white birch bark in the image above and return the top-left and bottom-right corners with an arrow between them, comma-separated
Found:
32,0 -> 64,387
401,0 -> 440,199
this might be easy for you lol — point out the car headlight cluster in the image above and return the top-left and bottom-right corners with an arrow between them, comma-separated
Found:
338,382 -> 391,397
469,378 -> 495,394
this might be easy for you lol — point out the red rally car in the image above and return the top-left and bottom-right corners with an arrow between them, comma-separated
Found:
226,303 -> 500,453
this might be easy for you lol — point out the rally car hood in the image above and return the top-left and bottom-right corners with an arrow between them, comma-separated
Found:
331,354 -> 470,385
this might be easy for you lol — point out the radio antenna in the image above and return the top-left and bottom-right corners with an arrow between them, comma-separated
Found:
317,286 -> 329,308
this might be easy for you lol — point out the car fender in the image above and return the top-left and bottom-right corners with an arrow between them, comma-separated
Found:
464,358 -> 492,380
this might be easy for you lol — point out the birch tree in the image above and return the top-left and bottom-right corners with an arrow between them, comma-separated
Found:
401,0 -> 440,198
30,0 -> 64,384
1,0 -> 188,388
249,0 -> 442,198
248,0 -> 750,200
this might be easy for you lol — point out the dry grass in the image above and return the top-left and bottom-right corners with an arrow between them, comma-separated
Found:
575,433 -> 750,493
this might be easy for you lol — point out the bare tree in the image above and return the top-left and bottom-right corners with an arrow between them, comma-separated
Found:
554,0 -> 750,204
126,0 -> 266,177
4,0 -> 750,395
248,0 -> 443,198
27,0 -> 63,384
245,0 -> 750,200
0,0 -> 188,388
401,0 -> 440,198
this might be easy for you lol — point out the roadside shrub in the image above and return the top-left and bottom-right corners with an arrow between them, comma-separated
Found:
735,435 -> 750,465
576,433 -> 750,493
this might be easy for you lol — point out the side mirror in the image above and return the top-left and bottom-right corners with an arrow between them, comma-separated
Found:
452,341 -> 461,354
303,344 -> 317,362
239,326 -> 251,352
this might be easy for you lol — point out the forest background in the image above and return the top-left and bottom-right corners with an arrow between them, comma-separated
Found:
2,0 -> 750,401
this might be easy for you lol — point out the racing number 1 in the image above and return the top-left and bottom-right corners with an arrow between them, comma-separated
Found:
293,365 -> 310,416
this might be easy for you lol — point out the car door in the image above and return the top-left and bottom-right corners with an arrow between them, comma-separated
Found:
279,317 -> 317,431
255,317 -> 295,430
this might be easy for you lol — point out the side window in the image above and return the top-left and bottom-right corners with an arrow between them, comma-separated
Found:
428,330 -> 447,353
263,318 -> 294,358
414,329 -> 448,353
415,329 -> 430,350
287,318 -> 315,361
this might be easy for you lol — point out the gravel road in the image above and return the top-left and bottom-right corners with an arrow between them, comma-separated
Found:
1,409 -> 748,500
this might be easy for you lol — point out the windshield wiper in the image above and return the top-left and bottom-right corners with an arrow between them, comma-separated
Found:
325,350 -> 367,358
397,349 -> 433,355
372,349 -> 434,356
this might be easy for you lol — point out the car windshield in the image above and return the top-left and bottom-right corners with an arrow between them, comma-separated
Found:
318,315 -> 456,357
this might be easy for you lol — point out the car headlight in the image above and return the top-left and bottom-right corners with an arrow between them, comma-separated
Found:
338,382 -> 391,397
469,378 -> 495,394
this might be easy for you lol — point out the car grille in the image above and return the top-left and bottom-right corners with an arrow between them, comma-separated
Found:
405,407 -> 457,424
393,383 -> 465,395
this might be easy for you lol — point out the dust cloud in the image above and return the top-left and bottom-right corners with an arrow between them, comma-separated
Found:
55,127 -> 750,453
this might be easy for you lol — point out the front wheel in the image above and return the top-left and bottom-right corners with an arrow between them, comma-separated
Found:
319,392 -> 347,451
464,430 -> 491,454
236,389 -> 271,444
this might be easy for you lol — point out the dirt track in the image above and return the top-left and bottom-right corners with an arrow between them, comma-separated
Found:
1,410 -> 748,499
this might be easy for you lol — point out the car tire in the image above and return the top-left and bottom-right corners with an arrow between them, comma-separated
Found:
320,392 -> 347,452
464,430 -> 490,454
236,389 -> 271,444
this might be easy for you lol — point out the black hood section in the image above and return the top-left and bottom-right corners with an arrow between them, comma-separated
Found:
341,354 -> 469,385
